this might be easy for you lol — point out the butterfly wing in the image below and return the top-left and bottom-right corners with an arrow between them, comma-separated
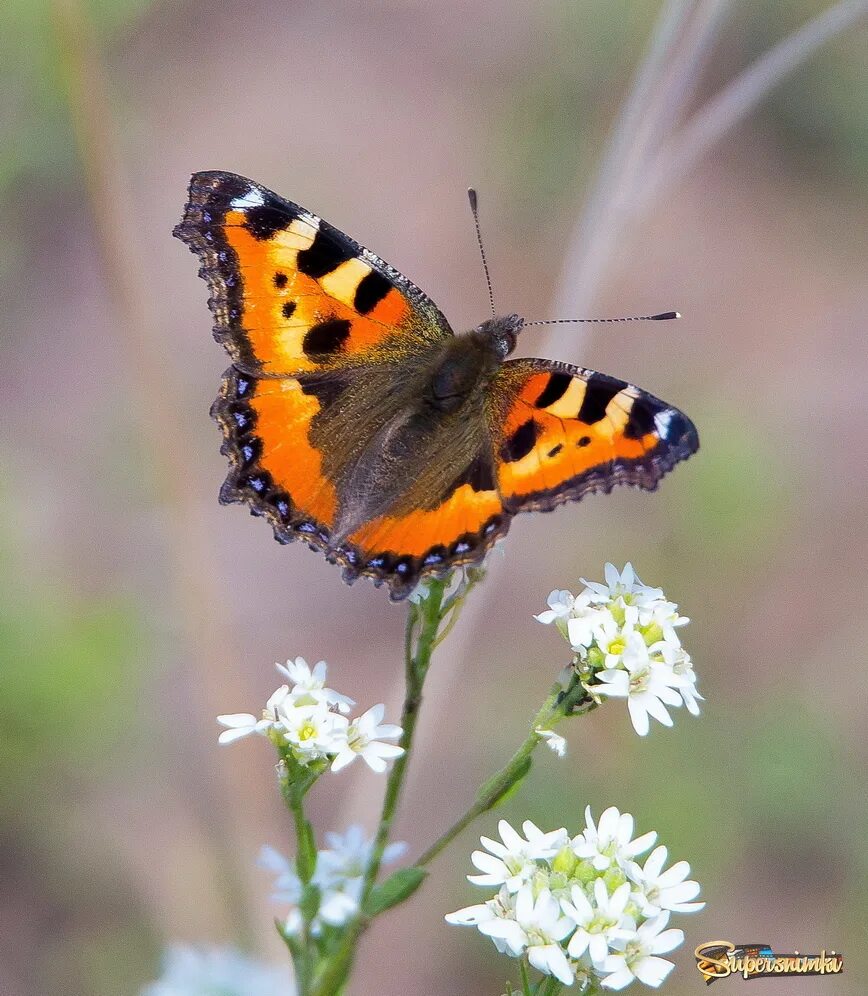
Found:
212,364 -> 509,600
174,171 -> 453,376
487,358 -> 699,513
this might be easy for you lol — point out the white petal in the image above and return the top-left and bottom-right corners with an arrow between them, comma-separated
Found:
643,693 -> 674,728
466,872 -> 502,887
514,885 -> 535,923
361,751 -> 388,773
634,955 -> 675,987
528,944 -> 574,986
627,697 -> 651,736
567,927 -> 590,958
498,820 -> 524,852
373,724 -> 403,740
217,712 -> 257,728
478,835 -> 508,858
364,742 -> 404,760
600,966 -> 634,990
649,927 -> 684,955
217,727 -> 255,744
471,851 -> 506,875
644,845 -> 668,879
588,932 -> 610,967
445,903 -> 493,925
657,860 -> 690,888
329,748 -> 356,772
628,830 -> 658,856
566,884 -> 593,921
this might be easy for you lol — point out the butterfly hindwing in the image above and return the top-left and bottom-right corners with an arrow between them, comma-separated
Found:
487,358 -> 699,513
212,363 -> 510,600
174,171 -> 453,376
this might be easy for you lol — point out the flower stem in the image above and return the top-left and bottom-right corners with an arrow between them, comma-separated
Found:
279,768 -> 317,995
540,976 -> 563,996
361,579 -> 446,902
520,959 -> 533,996
416,679 -> 594,868
310,578 -> 449,996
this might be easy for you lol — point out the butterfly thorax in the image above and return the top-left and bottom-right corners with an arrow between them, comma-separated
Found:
427,316 -> 521,411
324,323 -> 519,543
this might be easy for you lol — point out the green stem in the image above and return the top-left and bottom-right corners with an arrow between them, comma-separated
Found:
520,959 -> 533,996
284,789 -> 312,995
417,681 -> 595,868
310,579 -> 449,996
361,579 -> 445,903
540,976 -> 563,996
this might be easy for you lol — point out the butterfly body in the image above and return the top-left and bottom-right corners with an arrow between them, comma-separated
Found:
175,172 -> 698,600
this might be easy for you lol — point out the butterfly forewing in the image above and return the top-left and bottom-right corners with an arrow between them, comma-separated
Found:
174,171 -> 453,377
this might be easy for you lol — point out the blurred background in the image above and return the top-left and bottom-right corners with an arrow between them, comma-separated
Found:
2,0 -> 867,993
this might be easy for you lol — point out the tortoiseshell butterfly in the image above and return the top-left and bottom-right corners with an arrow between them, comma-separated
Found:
174,172 -> 698,600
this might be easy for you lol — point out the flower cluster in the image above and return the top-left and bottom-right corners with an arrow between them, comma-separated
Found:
217,657 -> 404,773
446,809 -> 703,990
536,563 -> 701,736
261,825 -> 406,935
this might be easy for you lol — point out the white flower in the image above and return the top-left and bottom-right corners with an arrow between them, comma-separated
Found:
470,887 -> 574,984
581,563 -> 663,608
567,591 -> 611,650
573,806 -> 657,872
260,828 -> 405,932
258,845 -> 302,906
561,879 -> 635,966
593,616 -> 638,670
317,824 -> 407,881
468,819 -> 568,893
279,701 -> 349,761
587,633 -> 687,736
448,811 -> 703,992
536,728 -> 567,757
626,845 -> 705,916
277,656 -> 355,713
215,685 -> 290,744
140,944 -> 294,996
329,704 -> 404,773
599,912 -> 684,990
655,643 -> 703,716
535,589 -> 575,626
446,886 -> 520,955
216,712 -> 274,745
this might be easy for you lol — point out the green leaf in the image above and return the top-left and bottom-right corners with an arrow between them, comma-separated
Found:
363,867 -> 428,917
275,916 -> 300,958
476,755 -> 533,809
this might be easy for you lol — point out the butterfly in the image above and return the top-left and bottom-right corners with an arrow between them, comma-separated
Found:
174,171 -> 698,601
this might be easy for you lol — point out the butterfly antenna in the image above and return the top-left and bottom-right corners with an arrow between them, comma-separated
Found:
467,188 -> 496,319
524,311 -> 681,326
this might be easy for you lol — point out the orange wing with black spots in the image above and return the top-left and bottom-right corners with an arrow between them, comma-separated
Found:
488,358 -> 699,514
211,364 -> 510,600
174,171 -> 452,376
344,455 -> 509,595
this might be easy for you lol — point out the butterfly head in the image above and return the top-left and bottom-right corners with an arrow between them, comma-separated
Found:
475,313 -> 524,360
